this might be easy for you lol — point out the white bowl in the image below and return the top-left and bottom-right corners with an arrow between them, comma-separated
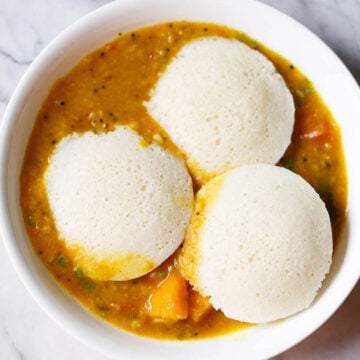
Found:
1,0 -> 359,359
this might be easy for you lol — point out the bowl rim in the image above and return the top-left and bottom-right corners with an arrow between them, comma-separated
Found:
1,0 -> 360,359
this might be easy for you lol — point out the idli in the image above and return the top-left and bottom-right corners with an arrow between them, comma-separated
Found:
45,126 -> 193,281
145,37 -> 295,183
179,164 -> 332,323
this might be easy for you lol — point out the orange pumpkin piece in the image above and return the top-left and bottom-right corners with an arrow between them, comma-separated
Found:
145,268 -> 188,321
188,288 -> 212,322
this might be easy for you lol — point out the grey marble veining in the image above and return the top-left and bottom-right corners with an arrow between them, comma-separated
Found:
0,1 -> 359,359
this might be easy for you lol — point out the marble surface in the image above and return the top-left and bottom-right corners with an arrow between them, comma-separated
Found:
0,0 -> 359,359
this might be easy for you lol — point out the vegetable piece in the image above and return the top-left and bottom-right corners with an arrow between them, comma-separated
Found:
188,289 -> 212,322
145,267 -> 188,321
298,117 -> 330,140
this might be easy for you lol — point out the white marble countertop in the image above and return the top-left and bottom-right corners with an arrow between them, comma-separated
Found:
0,0 -> 359,359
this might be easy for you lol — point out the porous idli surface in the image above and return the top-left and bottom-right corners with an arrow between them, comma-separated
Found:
45,126 -> 193,281
179,164 -> 332,323
144,37 -> 295,183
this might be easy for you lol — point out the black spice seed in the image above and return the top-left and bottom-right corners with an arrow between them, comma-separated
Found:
52,140 -> 56,144
100,118 -> 104,123
131,33 -> 136,38
90,68 -> 94,72
60,101 -> 65,106
109,112 -> 113,116
204,28 -> 208,31
39,250 -> 43,255
100,52 -> 105,57
166,48 -> 170,52
102,85 -> 106,89
195,212 -> 200,215
169,23 -> 173,28
302,156 -> 308,162
93,89 -> 98,93
57,275 -> 61,279
194,332 -> 199,336
43,114 -> 48,120
290,64 -> 294,69
148,36 -> 152,40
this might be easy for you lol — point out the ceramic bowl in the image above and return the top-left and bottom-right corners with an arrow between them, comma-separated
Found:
1,0 -> 359,359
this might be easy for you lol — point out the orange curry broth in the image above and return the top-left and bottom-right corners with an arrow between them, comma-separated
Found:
20,22 -> 347,340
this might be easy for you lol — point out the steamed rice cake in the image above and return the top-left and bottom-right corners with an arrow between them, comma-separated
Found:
45,126 -> 193,281
145,37 -> 295,183
179,164 -> 332,323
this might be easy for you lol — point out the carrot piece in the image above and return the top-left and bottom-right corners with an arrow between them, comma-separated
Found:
297,114 -> 331,141
145,268 -> 188,321
188,288 -> 212,322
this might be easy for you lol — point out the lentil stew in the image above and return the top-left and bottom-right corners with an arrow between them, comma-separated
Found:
20,21 -> 347,340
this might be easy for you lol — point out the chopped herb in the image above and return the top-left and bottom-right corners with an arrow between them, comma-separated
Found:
157,271 -> 167,277
236,33 -> 245,42
83,280 -> 97,291
304,87 -> 315,94
250,40 -> 259,49
100,310 -> 106,317
57,255 -> 68,267
118,32 -> 122,36
74,268 -> 84,278
282,158 -> 293,170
